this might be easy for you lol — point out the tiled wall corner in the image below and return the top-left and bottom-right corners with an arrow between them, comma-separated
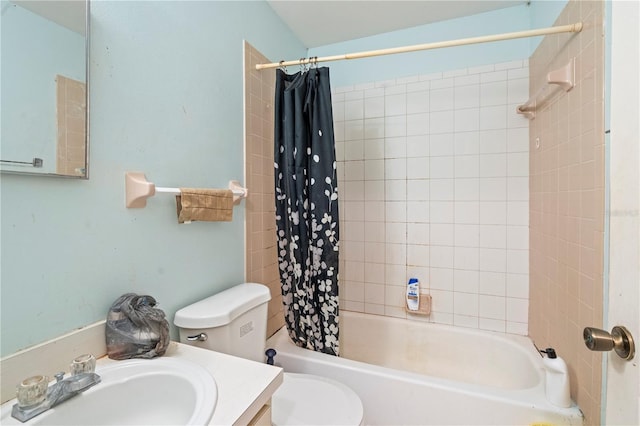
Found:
55,75 -> 86,176
243,42 -> 283,338
528,1 -> 605,424
333,60 -> 530,335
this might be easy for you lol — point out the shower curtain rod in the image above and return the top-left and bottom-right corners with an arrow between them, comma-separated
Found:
255,22 -> 583,70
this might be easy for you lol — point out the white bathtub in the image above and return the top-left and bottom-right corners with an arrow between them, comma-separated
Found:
266,311 -> 584,425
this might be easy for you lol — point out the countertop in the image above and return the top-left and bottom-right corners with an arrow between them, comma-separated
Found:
157,342 -> 283,425
0,341 -> 283,426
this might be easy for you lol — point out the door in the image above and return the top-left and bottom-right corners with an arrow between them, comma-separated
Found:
605,1 -> 639,424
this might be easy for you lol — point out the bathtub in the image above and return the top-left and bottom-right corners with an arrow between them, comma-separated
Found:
266,311 -> 584,425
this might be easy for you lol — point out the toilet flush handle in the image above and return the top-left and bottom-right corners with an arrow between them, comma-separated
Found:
186,333 -> 208,342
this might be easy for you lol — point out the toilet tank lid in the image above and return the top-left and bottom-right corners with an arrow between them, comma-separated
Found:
173,283 -> 271,329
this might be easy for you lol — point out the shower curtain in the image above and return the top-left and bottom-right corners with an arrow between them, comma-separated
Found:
274,67 -> 340,356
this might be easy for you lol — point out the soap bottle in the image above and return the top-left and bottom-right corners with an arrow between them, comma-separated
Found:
406,278 -> 419,311
540,348 -> 571,408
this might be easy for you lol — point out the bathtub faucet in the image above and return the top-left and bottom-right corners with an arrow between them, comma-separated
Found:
11,367 -> 101,422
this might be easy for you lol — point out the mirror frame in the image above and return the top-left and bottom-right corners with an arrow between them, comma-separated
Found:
1,0 -> 90,179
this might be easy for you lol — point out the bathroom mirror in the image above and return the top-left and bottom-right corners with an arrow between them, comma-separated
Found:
1,0 -> 89,178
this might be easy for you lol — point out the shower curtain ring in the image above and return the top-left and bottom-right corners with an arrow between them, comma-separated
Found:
279,60 -> 287,73
299,57 -> 308,73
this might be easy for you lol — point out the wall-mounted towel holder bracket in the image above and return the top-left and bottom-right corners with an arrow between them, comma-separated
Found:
516,57 -> 575,120
125,171 -> 248,208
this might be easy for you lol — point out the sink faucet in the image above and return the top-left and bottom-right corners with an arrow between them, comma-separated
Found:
11,371 -> 101,422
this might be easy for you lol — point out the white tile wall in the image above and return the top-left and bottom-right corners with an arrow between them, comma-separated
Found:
334,60 -> 529,334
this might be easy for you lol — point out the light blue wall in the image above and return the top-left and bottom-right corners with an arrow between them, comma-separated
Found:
1,3 -> 85,174
1,0 -> 572,357
0,0 -> 305,357
528,0 -> 569,53
308,5 -> 532,88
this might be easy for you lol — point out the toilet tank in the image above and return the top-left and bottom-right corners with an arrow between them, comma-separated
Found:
173,283 -> 271,363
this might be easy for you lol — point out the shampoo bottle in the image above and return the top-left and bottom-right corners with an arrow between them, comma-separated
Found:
540,348 -> 571,408
406,278 -> 419,311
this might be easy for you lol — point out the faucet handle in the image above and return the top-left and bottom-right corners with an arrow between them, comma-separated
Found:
70,354 -> 96,375
16,375 -> 49,407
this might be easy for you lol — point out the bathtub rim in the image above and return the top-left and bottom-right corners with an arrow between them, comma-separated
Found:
268,322 -> 543,401
338,310 -> 545,389
266,311 -> 583,416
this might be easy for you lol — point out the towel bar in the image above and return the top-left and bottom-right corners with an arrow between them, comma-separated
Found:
516,58 -> 575,120
125,172 -> 247,208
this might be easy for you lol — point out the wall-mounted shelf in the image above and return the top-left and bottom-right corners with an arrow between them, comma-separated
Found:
405,293 -> 432,316
125,171 -> 247,208
516,58 -> 576,120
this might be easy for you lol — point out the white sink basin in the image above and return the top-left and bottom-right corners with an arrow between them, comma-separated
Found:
1,357 -> 217,425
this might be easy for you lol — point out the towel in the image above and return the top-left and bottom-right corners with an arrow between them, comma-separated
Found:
176,188 -> 233,223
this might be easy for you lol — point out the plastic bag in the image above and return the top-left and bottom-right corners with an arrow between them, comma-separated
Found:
105,293 -> 170,360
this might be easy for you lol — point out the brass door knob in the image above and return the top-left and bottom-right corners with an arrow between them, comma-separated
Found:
583,326 -> 635,360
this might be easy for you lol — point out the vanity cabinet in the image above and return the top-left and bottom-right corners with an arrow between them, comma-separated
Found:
248,402 -> 272,426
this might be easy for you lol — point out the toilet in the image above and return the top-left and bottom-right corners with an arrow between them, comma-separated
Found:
173,283 -> 364,426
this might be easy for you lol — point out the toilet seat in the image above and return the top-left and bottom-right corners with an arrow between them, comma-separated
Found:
272,373 -> 364,426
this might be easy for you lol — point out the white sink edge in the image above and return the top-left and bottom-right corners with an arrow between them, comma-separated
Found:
0,357 -> 217,426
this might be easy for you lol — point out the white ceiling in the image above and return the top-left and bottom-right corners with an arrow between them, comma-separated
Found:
267,0 -> 526,48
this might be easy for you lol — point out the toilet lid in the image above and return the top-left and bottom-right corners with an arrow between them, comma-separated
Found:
272,373 -> 364,426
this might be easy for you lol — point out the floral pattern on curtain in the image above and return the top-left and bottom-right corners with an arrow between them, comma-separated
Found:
274,67 -> 340,356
